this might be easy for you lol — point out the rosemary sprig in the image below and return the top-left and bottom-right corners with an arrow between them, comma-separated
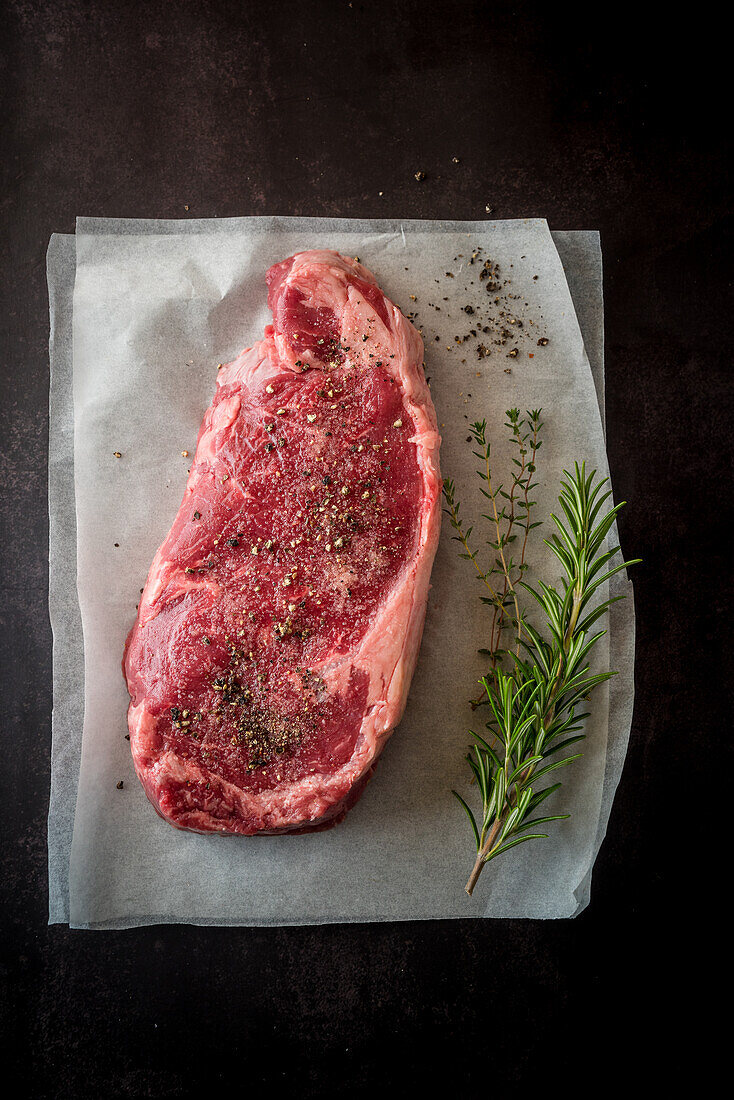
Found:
445,434 -> 639,896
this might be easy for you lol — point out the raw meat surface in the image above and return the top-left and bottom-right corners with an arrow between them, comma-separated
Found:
124,250 -> 441,834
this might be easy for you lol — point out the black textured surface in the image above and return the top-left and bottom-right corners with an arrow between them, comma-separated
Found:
1,1 -> 729,1095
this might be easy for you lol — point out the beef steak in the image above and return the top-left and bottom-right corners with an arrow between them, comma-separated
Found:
123,250 -> 441,834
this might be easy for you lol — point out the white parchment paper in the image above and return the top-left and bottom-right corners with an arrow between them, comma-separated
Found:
47,217 -> 634,927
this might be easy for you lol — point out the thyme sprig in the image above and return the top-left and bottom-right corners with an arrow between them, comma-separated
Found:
444,411 -> 542,698
444,420 -> 639,896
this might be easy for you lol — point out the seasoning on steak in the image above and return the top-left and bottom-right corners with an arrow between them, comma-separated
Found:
123,250 -> 441,834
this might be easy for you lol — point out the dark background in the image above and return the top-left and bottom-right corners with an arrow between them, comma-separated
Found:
1,1 -> 729,1094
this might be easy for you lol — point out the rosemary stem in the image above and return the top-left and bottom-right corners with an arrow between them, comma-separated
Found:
466,819 -> 502,896
563,588 -> 583,650
466,853 -> 485,896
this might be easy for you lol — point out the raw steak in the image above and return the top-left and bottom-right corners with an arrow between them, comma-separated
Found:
123,250 -> 441,834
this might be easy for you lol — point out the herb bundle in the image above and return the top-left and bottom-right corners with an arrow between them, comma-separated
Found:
444,412 -> 639,896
